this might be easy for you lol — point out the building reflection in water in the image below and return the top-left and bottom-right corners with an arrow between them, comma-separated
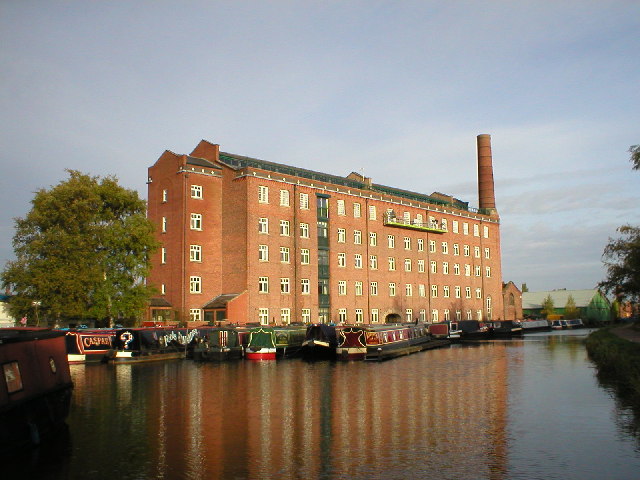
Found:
68,343 -> 515,480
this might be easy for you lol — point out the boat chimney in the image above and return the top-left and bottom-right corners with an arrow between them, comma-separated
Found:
477,134 -> 498,216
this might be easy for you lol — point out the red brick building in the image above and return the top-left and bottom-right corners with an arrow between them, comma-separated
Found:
146,135 -> 504,325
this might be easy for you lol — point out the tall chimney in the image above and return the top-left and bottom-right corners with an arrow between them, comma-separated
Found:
477,134 -> 497,215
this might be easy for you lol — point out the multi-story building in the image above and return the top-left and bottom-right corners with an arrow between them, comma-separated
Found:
146,134 -> 504,325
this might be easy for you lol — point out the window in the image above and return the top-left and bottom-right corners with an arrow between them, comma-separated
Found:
476,288 -> 482,299
371,309 -> 379,323
441,242 -> 448,254
465,287 -> 471,299
258,186 -> 269,203
190,276 -> 201,294
338,280 -> 347,295
369,232 -> 377,246
475,265 -> 481,277
300,222 -> 309,238
258,217 -> 269,234
389,282 -> 396,296
301,279 -> 310,294
317,197 -> 328,218
486,266 -> 491,277
161,216 -> 166,233
485,247 -> 490,259
456,310 -> 462,321
280,220 -> 290,236
465,264 -> 471,276
280,278 -> 290,294
416,214 -> 423,225
403,211 -> 411,223
418,259 -> 425,273
431,310 -> 439,322
258,245 -> 268,261
420,309 -> 427,322
388,257 -> 396,271
431,285 -> 438,298
354,230 -> 362,244
190,309 -> 201,322
190,213 -> 202,230
301,309 -> 311,323
444,309 -> 450,321
191,185 -> 202,199
405,284 -> 413,296
369,205 -> 377,220
417,238 -> 424,252
162,189 -> 168,203
455,286 -> 461,298
443,286 -> 450,298
337,253 -> 346,267
443,262 -> 449,275
404,258 -> 411,272
337,199 -> 345,216
353,202 -> 361,218
453,243 -> 460,256
354,254 -> 363,269
317,221 -> 328,239
406,308 -> 413,323
467,310 -> 473,320
474,246 -> 481,258
429,240 -> 436,253
370,282 -> 378,295
300,193 -> 309,209
419,284 -> 426,297
190,245 -> 201,262
404,237 -> 411,250
281,308 -> 291,324
452,220 -> 458,233
355,309 -> 363,323
338,309 -> 347,323
280,247 -> 290,263
473,224 -> 480,237
259,277 -> 269,293
161,284 -> 166,295
441,219 -> 448,231
337,228 -> 346,243
280,189 -> 290,206
355,281 -> 363,296
463,222 -> 469,235
259,308 -> 269,325
301,248 -> 310,264
454,263 -> 460,275
161,247 -> 167,264
484,225 -> 489,238
370,255 -> 378,270
430,260 -> 436,273
388,235 -> 395,248
477,310 -> 483,321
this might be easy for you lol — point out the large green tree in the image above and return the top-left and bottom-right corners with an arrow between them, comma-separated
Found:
541,294 -> 555,318
1,170 -> 159,325
599,225 -> 640,303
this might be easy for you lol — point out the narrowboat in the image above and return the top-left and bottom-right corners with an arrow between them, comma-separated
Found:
564,319 -> 585,329
429,322 -> 462,341
551,320 -> 565,330
64,328 -> 115,363
520,319 -> 552,332
245,325 -> 307,360
301,324 -> 339,360
487,320 -> 523,337
0,328 -> 73,452
458,320 -> 490,340
110,327 -> 198,363
191,327 -> 243,361
335,326 -> 367,360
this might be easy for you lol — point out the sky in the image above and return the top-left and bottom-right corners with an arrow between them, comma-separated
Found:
1,1 -> 638,293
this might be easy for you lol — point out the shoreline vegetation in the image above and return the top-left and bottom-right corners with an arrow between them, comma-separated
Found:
586,323 -> 640,400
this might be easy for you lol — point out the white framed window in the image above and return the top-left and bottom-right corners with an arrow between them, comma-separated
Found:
259,308 -> 269,325
258,185 -> 269,204
258,244 -> 269,262
301,309 -> 311,323
301,278 -> 310,294
465,287 -> 472,298
473,224 -> 480,237
190,213 -> 202,230
337,228 -> 346,243
371,309 -> 379,323
281,308 -> 291,324
484,225 -> 489,238
389,282 -> 396,296
431,285 -> 438,298
417,238 -> 424,252
474,246 -> 481,258
190,276 -> 201,294
485,247 -> 491,259
452,220 -> 459,233
441,242 -> 448,254
444,309 -> 450,321
403,211 -> 411,223
280,220 -> 290,236
161,284 -> 166,295
280,278 -> 290,294
455,286 -> 461,298
337,199 -> 345,216
355,254 -> 363,269
338,308 -> 347,323
338,280 -> 347,296
280,247 -> 290,263
370,281 -> 378,295
161,247 -> 167,264
441,219 -> 448,231
463,222 -> 469,235
354,230 -> 362,244
301,248 -> 310,264
454,263 -> 460,275
419,284 -> 426,297
369,232 -> 377,246
420,309 -> 427,322
429,240 -> 436,253
475,265 -> 481,277
299,192 -> 309,210
467,310 -> 473,320
453,243 -> 460,256
388,257 -> 396,271
404,237 -> 411,250
258,217 -> 268,234
406,309 -> 413,323
418,259 -> 425,273
388,235 -> 395,248
443,262 -> 449,275
465,264 -> 471,276
476,287 -> 482,299
370,255 -> 378,270
430,260 -> 436,274
456,310 -> 462,321
486,266 -> 491,278
406,284 -> 413,297
337,252 -> 346,267
161,216 -> 167,233
443,286 -> 450,298
191,185 -> 203,199
431,309 -> 439,322
355,309 -> 363,323
280,189 -> 290,206
162,189 -> 168,203
190,245 -> 201,262
300,222 -> 309,238
477,310 -> 483,321
416,213 -> 423,225
353,202 -> 361,218
190,309 -> 201,322
404,258 -> 411,272
369,205 -> 377,220
355,281 -> 363,296
258,277 -> 269,293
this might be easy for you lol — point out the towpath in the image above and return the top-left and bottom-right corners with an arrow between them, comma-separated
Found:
611,323 -> 640,343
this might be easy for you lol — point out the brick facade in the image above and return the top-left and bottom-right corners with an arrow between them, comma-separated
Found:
147,136 -> 505,325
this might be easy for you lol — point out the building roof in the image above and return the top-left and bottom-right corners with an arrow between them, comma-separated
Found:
149,297 -> 173,308
202,293 -> 241,309
522,289 -> 606,309
186,156 -> 221,169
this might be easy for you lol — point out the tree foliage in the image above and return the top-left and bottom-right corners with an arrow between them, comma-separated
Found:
599,225 -> 640,303
564,294 -> 580,319
630,145 -> 640,171
541,294 -> 555,318
1,170 -> 159,324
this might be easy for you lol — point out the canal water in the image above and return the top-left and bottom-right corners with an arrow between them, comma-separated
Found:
9,329 -> 640,479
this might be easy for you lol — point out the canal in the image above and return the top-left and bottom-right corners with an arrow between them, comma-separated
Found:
10,329 -> 640,479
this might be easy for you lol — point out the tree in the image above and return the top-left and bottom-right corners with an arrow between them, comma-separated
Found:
599,225 -> 640,303
630,145 -> 640,171
1,170 -> 159,325
541,294 -> 555,319
564,294 -> 580,319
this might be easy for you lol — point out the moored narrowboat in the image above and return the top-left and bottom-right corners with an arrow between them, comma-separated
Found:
192,327 -> 243,361
364,323 -> 446,361
110,327 -> 197,363
487,320 -> 523,337
0,328 -> 73,452
429,321 -> 462,341
64,328 -> 115,363
458,320 -> 490,340
245,325 -> 306,360
521,319 -> 551,332
301,324 -> 339,360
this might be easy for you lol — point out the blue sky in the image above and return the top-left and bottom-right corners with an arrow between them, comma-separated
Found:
1,1 -> 638,292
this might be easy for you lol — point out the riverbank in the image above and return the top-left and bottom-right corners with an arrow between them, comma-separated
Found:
585,323 -> 640,399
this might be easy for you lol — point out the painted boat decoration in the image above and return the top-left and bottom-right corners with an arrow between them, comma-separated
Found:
245,326 -> 306,360
301,324 -> 339,360
110,327 -> 200,363
64,328 -> 115,364
0,328 -> 73,452
429,322 -> 462,341
192,327 -> 243,361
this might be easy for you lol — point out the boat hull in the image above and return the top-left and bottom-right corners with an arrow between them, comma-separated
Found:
245,348 -> 277,360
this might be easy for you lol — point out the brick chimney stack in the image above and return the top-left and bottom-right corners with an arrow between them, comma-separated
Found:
477,134 -> 498,216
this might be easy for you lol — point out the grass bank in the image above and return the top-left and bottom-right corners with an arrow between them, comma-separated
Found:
585,325 -> 640,399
